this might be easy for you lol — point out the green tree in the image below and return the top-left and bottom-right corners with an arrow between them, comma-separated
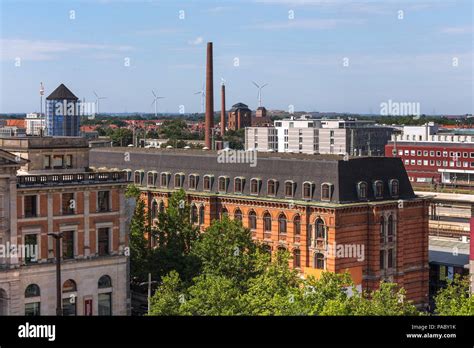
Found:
148,271 -> 184,316
434,275 -> 474,315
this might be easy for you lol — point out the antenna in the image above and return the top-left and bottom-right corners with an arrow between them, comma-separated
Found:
194,83 -> 205,113
93,91 -> 107,115
151,90 -> 165,117
252,81 -> 268,108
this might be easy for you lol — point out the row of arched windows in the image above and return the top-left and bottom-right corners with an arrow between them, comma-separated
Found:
25,276 -> 112,298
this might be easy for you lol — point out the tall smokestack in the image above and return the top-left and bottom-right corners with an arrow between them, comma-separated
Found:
205,42 -> 214,149
220,83 -> 226,136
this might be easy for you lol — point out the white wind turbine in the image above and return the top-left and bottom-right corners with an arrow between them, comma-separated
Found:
194,83 -> 205,113
252,81 -> 268,108
151,90 -> 165,117
93,91 -> 107,115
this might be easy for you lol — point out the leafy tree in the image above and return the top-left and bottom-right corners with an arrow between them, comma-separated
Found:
148,271 -> 184,316
434,275 -> 474,315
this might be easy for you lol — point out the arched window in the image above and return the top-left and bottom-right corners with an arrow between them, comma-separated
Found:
160,172 -> 169,187
174,173 -> 184,188
199,206 -> 205,225
234,177 -> 244,194
203,175 -> 212,191
151,200 -> 158,220
25,284 -> 40,298
62,279 -> 77,316
98,275 -> 112,289
134,171 -> 142,185
390,179 -> 399,197
267,180 -> 276,196
262,244 -> 272,254
248,210 -> 257,230
278,213 -> 287,234
191,205 -> 198,224
293,215 -> 301,235
189,174 -> 198,190
321,183 -> 331,201
221,207 -> 228,219
387,215 -> 394,242
315,218 -> 325,239
63,279 -> 77,293
218,177 -> 228,192
285,181 -> 295,197
234,209 -> 243,221
357,181 -> 367,199
315,253 -> 325,269
374,180 -> 383,198
293,249 -> 301,268
250,178 -> 260,195
159,201 -> 165,214
263,212 -> 272,232
380,216 -> 386,243
303,182 -> 312,199
147,172 -> 156,186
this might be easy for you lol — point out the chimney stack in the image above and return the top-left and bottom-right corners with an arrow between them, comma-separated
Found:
220,83 -> 226,136
205,42 -> 214,149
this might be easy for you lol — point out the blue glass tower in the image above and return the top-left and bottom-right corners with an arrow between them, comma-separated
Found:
45,84 -> 80,136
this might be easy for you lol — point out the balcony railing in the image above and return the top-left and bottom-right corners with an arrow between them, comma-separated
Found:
17,171 -> 129,187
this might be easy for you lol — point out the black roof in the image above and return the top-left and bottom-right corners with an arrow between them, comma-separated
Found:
46,84 -> 78,100
90,148 -> 416,204
230,102 -> 250,112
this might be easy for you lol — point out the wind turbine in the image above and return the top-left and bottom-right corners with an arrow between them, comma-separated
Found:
93,91 -> 107,115
151,90 -> 165,117
194,83 -> 205,114
252,81 -> 268,108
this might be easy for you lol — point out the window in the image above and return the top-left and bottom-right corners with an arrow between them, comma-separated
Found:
24,284 -> 41,316
134,171 -> 142,185
151,200 -> 158,220
98,228 -> 110,256
321,183 -> 331,201
389,179 -> 399,197
267,180 -> 277,196
191,205 -> 198,224
263,212 -> 272,232
315,218 -> 325,239
24,195 -> 37,218
62,280 -> 77,316
248,211 -> 257,230
25,302 -> 40,316
388,249 -> 394,268
174,173 -> 184,188
293,249 -> 301,268
97,191 -> 110,212
234,177 -> 244,194
417,150 -> 422,156
285,181 -> 294,197
423,151 -> 428,156
98,275 -> 112,289
98,293 -> 112,316
374,181 -> 383,199
293,215 -> 301,235
52,155 -> 64,169
199,206 -> 205,225
315,253 -> 325,269
303,182 -> 312,199
437,151 -> 441,157
203,175 -> 212,191
380,250 -> 385,270
250,178 -> 260,195
234,209 -> 243,222
380,216 -> 385,243
159,201 -> 165,214
278,214 -> 287,234
387,215 -> 394,242
430,151 -> 435,157
147,172 -> 156,186
189,174 -> 198,190
24,234 -> 37,264
357,182 -> 367,199
62,231 -> 74,259
43,155 -> 51,169
65,155 -> 72,168
25,284 -> 40,297
218,177 -> 228,192
62,193 -> 75,215
160,173 -> 169,187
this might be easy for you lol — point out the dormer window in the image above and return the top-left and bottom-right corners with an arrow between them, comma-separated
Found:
373,180 -> 383,199
389,179 -> 399,197
321,183 -> 332,201
303,182 -> 313,200
160,172 -> 170,187
250,178 -> 260,195
203,175 -> 213,191
357,181 -> 368,200
134,170 -> 144,185
267,179 -> 277,196
234,177 -> 245,194
284,181 -> 295,197
218,176 -> 229,193
123,169 -> 132,181
147,171 -> 157,186
189,174 -> 199,190
174,173 -> 184,188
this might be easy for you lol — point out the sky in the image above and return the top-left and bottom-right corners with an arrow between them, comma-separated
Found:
0,0 -> 472,114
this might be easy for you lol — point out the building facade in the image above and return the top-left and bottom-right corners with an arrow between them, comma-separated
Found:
90,148 -> 430,306
26,113 -> 46,136
228,103 -> 252,131
45,84 -> 81,137
0,138 -> 130,316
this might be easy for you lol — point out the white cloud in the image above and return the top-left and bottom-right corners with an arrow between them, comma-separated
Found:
0,38 -> 133,61
188,36 -> 204,45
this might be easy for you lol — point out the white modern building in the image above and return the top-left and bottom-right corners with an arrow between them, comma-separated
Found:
25,113 -> 46,136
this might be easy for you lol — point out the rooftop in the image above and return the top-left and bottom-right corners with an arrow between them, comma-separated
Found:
0,136 -> 89,150
46,83 -> 78,100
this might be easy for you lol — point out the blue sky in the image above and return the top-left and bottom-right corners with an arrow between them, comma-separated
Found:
0,0 -> 472,114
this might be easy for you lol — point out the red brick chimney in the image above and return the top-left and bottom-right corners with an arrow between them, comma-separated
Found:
205,42 -> 214,149
220,83 -> 226,136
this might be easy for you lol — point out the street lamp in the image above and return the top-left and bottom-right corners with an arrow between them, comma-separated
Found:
48,232 -> 64,316
139,273 -> 158,315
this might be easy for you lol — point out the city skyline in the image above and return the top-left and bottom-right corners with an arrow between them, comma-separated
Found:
0,0 -> 472,114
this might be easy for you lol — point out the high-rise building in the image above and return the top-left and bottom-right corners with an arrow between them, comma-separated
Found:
45,84 -> 80,136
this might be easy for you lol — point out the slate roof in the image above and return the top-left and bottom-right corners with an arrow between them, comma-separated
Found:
46,84 -> 78,100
